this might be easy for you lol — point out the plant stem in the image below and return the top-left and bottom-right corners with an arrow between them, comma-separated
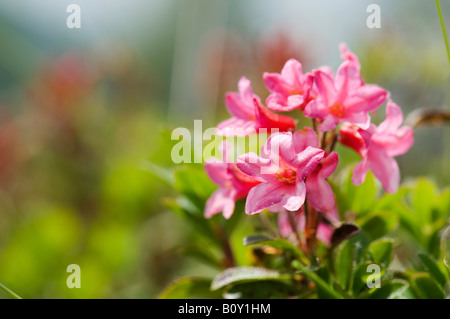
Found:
287,211 -> 305,251
214,225 -> 236,268
0,282 -> 22,299
436,0 -> 450,66
320,132 -> 328,149
328,130 -> 338,153
311,118 -> 317,132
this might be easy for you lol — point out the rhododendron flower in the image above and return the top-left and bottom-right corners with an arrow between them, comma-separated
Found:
293,127 -> 338,213
204,142 -> 260,219
339,100 -> 414,193
263,59 -> 314,111
216,77 -> 296,136
236,132 -> 324,215
277,209 -> 338,246
304,46 -> 388,131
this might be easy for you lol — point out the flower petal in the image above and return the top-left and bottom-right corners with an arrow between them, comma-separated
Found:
282,181 -> 306,211
313,70 -> 337,107
306,168 -> 335,213
367,148 -> 400,193
245,181 -> 293,215
216,117 -> 258,136
292,127 -> 319,152
293,146 -> 324,178
236,152 -> 275,182
205,158 -> 230,187
205,188 -> 236,219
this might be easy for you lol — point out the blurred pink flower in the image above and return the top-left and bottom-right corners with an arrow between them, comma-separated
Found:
263,59 -> 314,111
277,209 -> 337,246
216,77 -> 296,136
236,132 -> 324,215
304,44 -> 388,131
339,100 -> 414,193
204,142 -> 260,219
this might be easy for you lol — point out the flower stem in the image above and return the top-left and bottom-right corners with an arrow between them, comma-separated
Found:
0,282 -> 22,299
436,0 -> 450,66
287,211 -> 305,251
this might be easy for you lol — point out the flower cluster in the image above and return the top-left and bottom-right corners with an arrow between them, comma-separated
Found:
205,44 -> 414,242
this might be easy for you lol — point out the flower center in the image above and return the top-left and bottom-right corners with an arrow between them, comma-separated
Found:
330,102 -> 345,118
276,168 -> 297,184
290,89 -> 303,95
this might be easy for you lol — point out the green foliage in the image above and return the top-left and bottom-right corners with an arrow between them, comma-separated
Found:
161,163 -> 450,299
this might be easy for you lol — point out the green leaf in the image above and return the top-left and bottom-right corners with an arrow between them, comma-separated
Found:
159,277 -> 219,299
335,241 -> 354,291
441,226 -> 450,270
180,245 -> 222,269
211,267 -> 289,291
164,198 -> 221,247
358,211 -> 398,241
352,262 -> 385,296
174,166 -> 216,209
367,239 -> 394,269
243,235 -> 304,259
224,281 -> 296,299
291,260 -> 345,299
418,253 -> 448,288
348,171 -> 378,215
411,178 -> 437,225
412,273 -> 445,299
365,279 -> 408,299
140,160 -> 174,186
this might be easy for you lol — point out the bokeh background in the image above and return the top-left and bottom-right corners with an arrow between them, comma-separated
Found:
0,0 -> 449,298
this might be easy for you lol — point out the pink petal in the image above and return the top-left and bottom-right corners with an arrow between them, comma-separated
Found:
205,158 -> 230,187
236,152 -> 275,182
238,76 -> 255,104
339,43 -> 360,68
254,99 -> 296,132
224,77 -> 259,120
281,59 -> 304,87
352,156 -> 369,187
306,169 -> 335,213
319,152 -> 339,178
292,127 -> 319,152
286,94 -> 305,109
317,223 -> 334,246
376,100 -> 404,134
216,117 -> 258,136
367,148 -> 400,193
335,60 -> 363,102
282,181 -> 306,211
205,188 -> 236,219
373,127 -> 414,157
293,146 -> 324,178
318,114 -> 339,131
313,70 -> 337,107
245,181 -> 294,215
225,92 -> 253,120
346,85 -> 388,113
342,110 -> 371,130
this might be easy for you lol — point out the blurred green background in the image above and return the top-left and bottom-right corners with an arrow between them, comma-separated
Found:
0,0 -> 449,298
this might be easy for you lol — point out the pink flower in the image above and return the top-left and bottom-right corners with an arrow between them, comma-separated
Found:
204,142 -> 260,219
304,45 -> 388,131
263,59 -> 314,112
339,100 -> 414,193
236,132 -> 324,215
216,77 -> 296,136
292,127 -> 338,213
277,209 -> 338,246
